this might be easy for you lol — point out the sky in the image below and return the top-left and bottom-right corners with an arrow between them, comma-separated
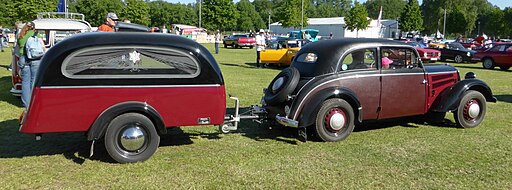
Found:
164,0 -> 510,9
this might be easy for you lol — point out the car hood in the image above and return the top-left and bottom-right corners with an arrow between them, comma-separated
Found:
417,47 -> 440,53
424,64 -> 457,73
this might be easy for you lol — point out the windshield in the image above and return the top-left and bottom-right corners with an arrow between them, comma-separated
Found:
448,43 -> 465,50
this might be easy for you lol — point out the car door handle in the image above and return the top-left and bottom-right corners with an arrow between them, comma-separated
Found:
421,79 -> 428,84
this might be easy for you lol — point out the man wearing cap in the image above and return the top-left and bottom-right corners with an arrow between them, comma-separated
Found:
255,29 -> 266,68
98,12 -> 119,32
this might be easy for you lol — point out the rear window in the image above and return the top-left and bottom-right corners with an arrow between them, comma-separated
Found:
62,46 -> 200,79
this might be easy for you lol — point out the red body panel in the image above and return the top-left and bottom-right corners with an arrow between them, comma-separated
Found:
379,73 -> 426,119
21,86 -> 226,134
426,72 -> 459,110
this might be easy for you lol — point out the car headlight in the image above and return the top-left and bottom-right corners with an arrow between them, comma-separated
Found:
467,52 -> 471,56
288,50 -> 294,54
423,52 -> 427,57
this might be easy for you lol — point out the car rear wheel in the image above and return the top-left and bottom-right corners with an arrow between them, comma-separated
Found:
454,55 -> 463,63
454,90 -> 486,128
104,113 -> 160,163
314,98 -> 355,142
482,58 -> 495,69
499,66 -> 510,71
263,67 -> 300,105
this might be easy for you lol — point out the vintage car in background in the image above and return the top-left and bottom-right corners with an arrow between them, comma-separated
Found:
436,42 -> 476,63
428,42 -> 447,49
260,40 -> 301,66
222,34 -> 256,49
263,38 -> 495,142
473,43 -> 512,70
406,41 -> 441,62
10,12 -> 91,96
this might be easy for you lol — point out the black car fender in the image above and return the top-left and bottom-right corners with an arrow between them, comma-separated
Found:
430,78 -> 496,112
297,87 -> 362,128
87,101 -> 167,141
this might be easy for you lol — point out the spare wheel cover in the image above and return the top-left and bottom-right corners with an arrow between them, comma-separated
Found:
264,67 -> 300,105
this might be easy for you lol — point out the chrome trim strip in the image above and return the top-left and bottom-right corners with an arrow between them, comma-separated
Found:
40,84 -> 221,89
426,71 -> 458,75
291,72 -> 430,120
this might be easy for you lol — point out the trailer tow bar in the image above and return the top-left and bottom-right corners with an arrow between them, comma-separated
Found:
220,96 -> 267,134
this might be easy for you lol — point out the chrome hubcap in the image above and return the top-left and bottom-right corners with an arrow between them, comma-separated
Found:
468,103 -> 480,119
325,108 -> 346,132
272,77 -> 285,93
484,60 -> 492,68
120,125 -> 146,152
330,113 -> 346,130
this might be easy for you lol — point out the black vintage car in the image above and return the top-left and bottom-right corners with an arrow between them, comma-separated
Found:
262,38 -> 496,142
438,42 -> 476,63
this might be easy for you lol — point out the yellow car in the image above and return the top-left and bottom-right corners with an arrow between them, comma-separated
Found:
428,42 -> 446,49
261,40 -> 301,66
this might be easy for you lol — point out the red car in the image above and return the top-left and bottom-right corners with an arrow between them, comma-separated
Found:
406,42 -> 441,62
222,34 -> 256,49
473,43 -> 512,70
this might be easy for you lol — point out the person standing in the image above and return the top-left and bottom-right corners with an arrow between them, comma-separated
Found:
255,29 -> 266,68
17,22 -> 46,107
98,12 -> 118,32
214,30 -> 221,54
161,25 -> 168,34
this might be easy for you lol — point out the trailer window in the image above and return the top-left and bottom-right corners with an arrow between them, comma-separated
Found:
62,46 -> 200,79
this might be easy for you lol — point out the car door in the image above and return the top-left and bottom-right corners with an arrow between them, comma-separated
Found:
261,41 -> 287,63
494,45 -> 512,65
379,47 -> 426,119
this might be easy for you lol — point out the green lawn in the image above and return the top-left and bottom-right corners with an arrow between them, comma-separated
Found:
0,43 -> 511,189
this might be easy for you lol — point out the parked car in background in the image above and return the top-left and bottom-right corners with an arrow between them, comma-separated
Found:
436,42 -> 476,63
473,43 -> 512,70
223,34 -> 255,49
263,38 -> 495,142
261,40 -> 301,66
288,29 -> 320,42
10,12 -> 91,96
406,41 -> 441,62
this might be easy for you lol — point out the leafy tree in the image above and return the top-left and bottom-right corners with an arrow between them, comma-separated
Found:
399,0 -> 423,32
275,0 -> 309,28
253,0 -> 274,27
14,0 -> 57,22
503,8 -> 512,38
0,0 -> 16,26
75,0 -> 125,26
202,0 -> 239,31
121,0 -> 150,26
344,1 -> 370,37
364,0 -> 407,19
237,0 -> 265,31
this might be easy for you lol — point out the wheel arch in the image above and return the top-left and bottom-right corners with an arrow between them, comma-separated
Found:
297,87 -> 362,128
87,101 -> 167,141
430,78 -> 496,112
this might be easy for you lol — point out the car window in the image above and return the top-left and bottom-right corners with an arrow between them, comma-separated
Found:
381,47 -> 419,70
340,48 -> 377,71
488,45 -> 502,52
62,46 -> 200,79
54,30 -> 81,45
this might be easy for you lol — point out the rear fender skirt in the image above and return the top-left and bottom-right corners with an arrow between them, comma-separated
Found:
87,101 -> 166,141
430,78 -> 496,112
298,87 -> 362,128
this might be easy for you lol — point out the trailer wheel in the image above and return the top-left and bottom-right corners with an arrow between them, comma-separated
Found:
219,123 -> 233,134
454,90 -> 487,128
104,113 -> 160,163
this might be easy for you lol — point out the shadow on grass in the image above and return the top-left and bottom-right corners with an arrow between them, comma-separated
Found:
495,95 -> 512,103
0,119 -> 193,164
0,76 -> 23,107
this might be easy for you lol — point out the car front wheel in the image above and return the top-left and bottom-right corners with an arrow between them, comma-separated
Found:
314,98 -> 355,142
454,90 -> 487,128
454,55 -> 463,63
105,113 -> 160,163
482,58 -> 495,69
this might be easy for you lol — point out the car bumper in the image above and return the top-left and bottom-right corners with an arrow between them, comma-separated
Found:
422,57 -> 438,62
238,43 -> 255,47
275,114 -> 298,128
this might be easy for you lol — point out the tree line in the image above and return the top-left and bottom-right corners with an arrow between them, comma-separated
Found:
0,0 -> 510,38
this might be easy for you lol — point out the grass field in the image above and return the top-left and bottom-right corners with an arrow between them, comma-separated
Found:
0,43 -> 511,189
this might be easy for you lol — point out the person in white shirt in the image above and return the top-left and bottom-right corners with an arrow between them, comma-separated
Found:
161,25 -> 168,34
255,29 -> 266,68
215,30 -> 221,54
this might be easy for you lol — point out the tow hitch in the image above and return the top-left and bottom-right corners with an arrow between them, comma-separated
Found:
220,96 -> 267,134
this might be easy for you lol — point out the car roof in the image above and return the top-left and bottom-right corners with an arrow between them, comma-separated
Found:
33,19 -> 91,30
